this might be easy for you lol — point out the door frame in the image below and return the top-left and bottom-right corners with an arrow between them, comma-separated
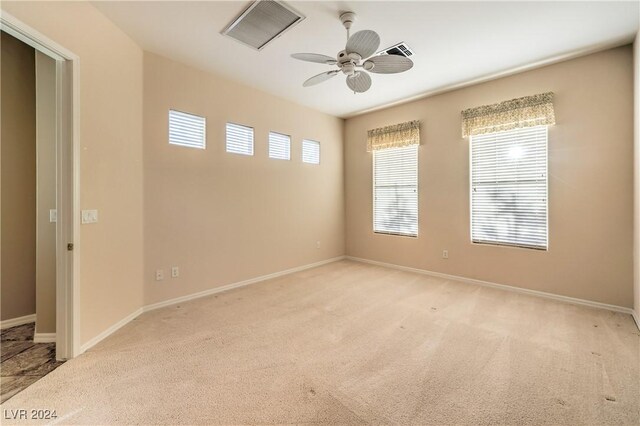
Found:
1,11 -> 80,359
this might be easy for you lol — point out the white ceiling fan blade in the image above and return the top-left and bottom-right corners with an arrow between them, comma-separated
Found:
303,70 -> 339,87
363,55 -> 414,74
292,53 -> 337,65
345,30 -> 380,59
346,71 -> 371,93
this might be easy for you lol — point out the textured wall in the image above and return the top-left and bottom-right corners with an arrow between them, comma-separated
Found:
345,46 -> 634,307
1,32 -> 36,321
143,52 -> 345,305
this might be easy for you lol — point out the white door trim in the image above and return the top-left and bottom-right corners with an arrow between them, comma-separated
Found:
1,11 -> 81,359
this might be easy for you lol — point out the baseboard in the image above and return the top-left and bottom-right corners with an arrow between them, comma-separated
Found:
0,313 -> 36,329
79,307 -> 143,354
143,256 -> 346,313
33,332 -> 56,343
79,256 -> 346,355
632,311 -> 640,331
346,256 -> 635,316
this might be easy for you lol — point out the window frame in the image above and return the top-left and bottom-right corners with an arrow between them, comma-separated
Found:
372,144 -> 419,238
469,125 -> 549,250
268,131 -> 291,160
168,109 -> 206,149
302,139 -> 320,165
225,122 -> 254,156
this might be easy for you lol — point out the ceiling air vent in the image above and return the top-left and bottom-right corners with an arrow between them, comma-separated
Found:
222,0 -> 305,51
378,42 -> 414,58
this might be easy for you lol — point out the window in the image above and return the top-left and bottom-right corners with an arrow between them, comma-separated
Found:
470,125 -> 548,249
373,145 -> 418,237
302,139 -> 320,164
226,122 -> 254,155
168,110 -> 206,149
268,132 -> 291,160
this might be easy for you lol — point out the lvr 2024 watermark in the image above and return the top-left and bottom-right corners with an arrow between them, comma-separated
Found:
4,409 -> 58,420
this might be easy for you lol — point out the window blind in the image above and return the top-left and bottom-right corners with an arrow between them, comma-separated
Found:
268,131 -> 291,160
226,122 -> 254,155
470,125 -> 548,249
373,145 -> 418,237
168,110 -> 206,149
302,139 -> 320,164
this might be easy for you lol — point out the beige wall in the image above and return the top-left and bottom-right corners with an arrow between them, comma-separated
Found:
1,32 -> 37,321
35,51 -> 56,334
345,46 -> 634,308
143,52 -> 344,305
2,2 -> 634,345
2,2 -> 144,344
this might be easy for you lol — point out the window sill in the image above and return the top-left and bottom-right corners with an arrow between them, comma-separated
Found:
374,231 -> 418,239
471,240 -> 547,251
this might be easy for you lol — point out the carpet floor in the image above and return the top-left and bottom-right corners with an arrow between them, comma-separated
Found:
1,260 -> 638,425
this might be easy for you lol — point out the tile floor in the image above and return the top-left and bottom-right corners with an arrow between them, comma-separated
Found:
0,323 -> 64,403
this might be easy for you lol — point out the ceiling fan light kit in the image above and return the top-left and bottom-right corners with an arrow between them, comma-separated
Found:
291,11 -> 414,94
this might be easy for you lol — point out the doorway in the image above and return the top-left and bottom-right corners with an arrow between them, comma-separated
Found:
0,12 -> 80,368
0,30 -> 61,403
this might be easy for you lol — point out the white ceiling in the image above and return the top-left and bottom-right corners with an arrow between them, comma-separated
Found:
92,1 -> 639,118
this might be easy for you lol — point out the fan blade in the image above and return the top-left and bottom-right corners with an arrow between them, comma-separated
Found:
346,30 -> 380,58
292,53 -> 337,65
363,55 -> 413,74
346,71 -> 371,93
303,70 -> 339,87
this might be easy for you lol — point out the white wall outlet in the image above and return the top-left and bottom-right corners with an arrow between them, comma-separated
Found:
81,209 -> 98,224
171,266 -> 179,278
442,250 -> 449,259
316,241 -> 321,249
156,269 -> 164,281
49,209 -> 57,223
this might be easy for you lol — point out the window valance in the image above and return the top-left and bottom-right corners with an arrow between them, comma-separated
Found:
461,92 -> 555,137
367,120 -> 421,152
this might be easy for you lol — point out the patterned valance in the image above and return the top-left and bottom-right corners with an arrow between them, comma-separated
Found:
367,120 -> 421,152
461,92 -> 555,137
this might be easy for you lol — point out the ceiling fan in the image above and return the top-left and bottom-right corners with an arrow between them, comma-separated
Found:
291,12 -> 413,94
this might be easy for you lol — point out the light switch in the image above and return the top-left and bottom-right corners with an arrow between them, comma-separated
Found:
81,209 -> 98,224
49,209 -> 57,223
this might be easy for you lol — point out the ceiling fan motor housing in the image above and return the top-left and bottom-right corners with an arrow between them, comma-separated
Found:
337,50 -> 350,63
337,50 -> 363,76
